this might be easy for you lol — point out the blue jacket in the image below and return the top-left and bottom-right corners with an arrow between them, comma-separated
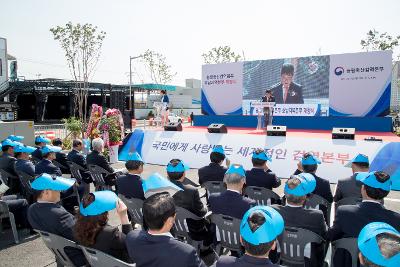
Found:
245,168 -> 281,190
15,159 -> 35,177
209,190 -> 255,219
35,159 -> 62,176
116,174 -> 145,200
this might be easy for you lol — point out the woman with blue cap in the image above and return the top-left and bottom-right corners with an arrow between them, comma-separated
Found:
74,191 -> 133,263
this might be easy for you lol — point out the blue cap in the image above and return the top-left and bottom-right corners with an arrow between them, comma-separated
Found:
31,173 -> 75,191
252,150 -> 272,162
358,222 -> 400,267
41,145 -> 62,155
240,206 -> 284,245
1,139 -> 18,147
212,145 -> 225,155
126,152 -> 143,162
356,172 -> 391,191
301,154 -> 321,166
14,145 -> 36,154
35,136 -> 51,144
142,172 -> 183,198
284,173 -> 316,196
79,191 -> 118,216
226,164 -> 246,177
8,135 -> 24,142
345,153 -> 369,168
166,161 -> 190,173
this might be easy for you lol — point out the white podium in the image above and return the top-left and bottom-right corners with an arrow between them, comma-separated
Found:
251,102 -> 275,129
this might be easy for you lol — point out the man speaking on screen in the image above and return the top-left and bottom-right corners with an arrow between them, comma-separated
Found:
270,63 -> 304,104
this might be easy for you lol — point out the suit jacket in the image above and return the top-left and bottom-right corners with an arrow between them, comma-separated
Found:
117,174 -> 145,200
126,230 -> 206,267
0,152 -> 17,177
209,190 -> 255,219
82,224 -> 133,263
55,151 -> 70,174
35,159 -> 62,176
198,163 -> 227,185
67,149 -> 92,183
333,174 -> 362,202
86,150 -> 114,174
294,170 -> 333,203
32,147 -> 43,161
245,168 -> 281,190
213,255 -> 281,267
271,82 -> 304,104
15,159 -> 35,177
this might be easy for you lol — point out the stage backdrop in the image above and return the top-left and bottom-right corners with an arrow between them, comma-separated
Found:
201,51 -> 392,117
120,129 -> 400,184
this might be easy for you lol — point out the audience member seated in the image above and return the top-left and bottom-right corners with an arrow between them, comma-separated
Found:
209,164 -> 255,219
213,206 -> 284,267
245,149 -> 281,190
117,152 -> 145,200
0,139 -> 19,193
15,145 -> 36,177
198,146 -> 230,185
334,153 -> 369,203
27,173 -> 87,266
167,159 -> 215,258
126,193 -> 206,267
74,191 -> 133,262
329,171 -> 400,267
358,222 -> 400,267
32,135 -> 51,161
52,138 -> 71,174
86,138 -> 117,186
67,139 -> 92,184
273,174 -> 328,267
35,145 -> 63,176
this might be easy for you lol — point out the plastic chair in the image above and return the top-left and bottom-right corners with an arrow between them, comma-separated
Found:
0,200 -> 19,244
0,169 -> 19,193
67,161 -> 90,195
304,194 -> 332,223
211,214 -> 242,255
173,206 -> 204,251
118,194 -> 144,226
87,164 -> 112,191
331,238 -> 358,267
53,160 -> 69,173
15,170 -> 34,202
79,246 -> 136,267
36,230 -> 80,267
202,181 -> 226,196
277,227 -> 325,267
244,186 -> 281,205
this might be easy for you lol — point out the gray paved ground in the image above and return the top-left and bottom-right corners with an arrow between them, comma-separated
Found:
1,163 -> 399,266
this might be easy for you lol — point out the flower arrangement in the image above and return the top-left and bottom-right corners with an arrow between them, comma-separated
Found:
99,108 -> 124,147
86,104 -> 103,139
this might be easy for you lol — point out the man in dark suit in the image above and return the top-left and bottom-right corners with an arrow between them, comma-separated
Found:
334,153 -> 369,203
32,135 -> 51,161
262,89 -> 276,126
273,174 -> 328,267
198,146 -> 230,185
117,152 -> 145,200
0,139 -> 19,193
15,145 -> 36,177
86,138 -> 116,186
270,63 -> 304,104
126,193 -> 206,267
67,139 -> 92,184
28,173 -> 87,266
35,145 -> 63,176
209,164 -> 255,219
329,171 -> 400,267
246,149 -> 280,190
213,206 -> 284,267
52,138 -> 70,174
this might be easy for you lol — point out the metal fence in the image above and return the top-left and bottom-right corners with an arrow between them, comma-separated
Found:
34,124 -> 68,140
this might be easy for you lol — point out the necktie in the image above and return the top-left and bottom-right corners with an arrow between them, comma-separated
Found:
283,86 -> 289,103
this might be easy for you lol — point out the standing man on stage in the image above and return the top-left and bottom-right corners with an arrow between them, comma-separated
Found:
160,90 -> 169,126
262,89 -> 275,127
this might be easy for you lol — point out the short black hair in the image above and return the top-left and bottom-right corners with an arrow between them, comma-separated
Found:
143,193 -> 176,230
52,138 -> 62,146
302,152 -> 318,173
252,148 -> 267,167
125,160 -> 144,171
242,211 -> 275,256
281,63 -> 294,76
364,171 -> 391,200
35,141 -> 41,146
353,162 -> 370,168
160,90 -> 166,94
43,152 -> 52,159
210,152 -> 225,164
72,139 -> 82,148
265,89 -> 272,94
166,159 -> 184,181
360,232 -> 400,267
2,145 -> 12,152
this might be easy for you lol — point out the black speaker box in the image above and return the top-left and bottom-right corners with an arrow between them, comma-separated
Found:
164,122 -> 182,131
207,123 -> 227,133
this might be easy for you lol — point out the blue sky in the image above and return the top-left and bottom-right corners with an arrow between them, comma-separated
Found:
1,0 -> 399,85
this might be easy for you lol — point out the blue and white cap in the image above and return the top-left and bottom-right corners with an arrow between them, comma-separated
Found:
79,191 -> 118,216
212,145 -> 225,155
284,173 -> 316,196
8,135 -> 24,142
166,161 -> 190,173
301,154 -> 321,166
240,206 -> 284,245
35,135 -> 51,144
41,145 -> 62,155
356,171 -> 391,191
358,222 -> 400,267
345,153 -> 369,168
126,152 -> 143,162
31,173 -> 75,191
252,150 -> 272,162
142,172 -> 183,198
1,139 -> 18,147
14,145 -> 36,154
226,164 -> 246,177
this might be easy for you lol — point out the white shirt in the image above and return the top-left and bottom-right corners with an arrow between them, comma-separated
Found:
286,203 -> 302,208
148,232 -> 173,238
362,199 -> 382,204
227,189 -> 241,194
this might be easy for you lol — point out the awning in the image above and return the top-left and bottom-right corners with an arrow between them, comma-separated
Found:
132,83 -> 176,91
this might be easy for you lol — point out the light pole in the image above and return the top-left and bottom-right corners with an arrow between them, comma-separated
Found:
129,55 -> 143,118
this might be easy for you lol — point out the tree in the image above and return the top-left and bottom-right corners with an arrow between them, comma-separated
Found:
141,49 -> 176,84
361,29 -> 400,55
50,22 -> 106,132
202,46 -> 243,64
